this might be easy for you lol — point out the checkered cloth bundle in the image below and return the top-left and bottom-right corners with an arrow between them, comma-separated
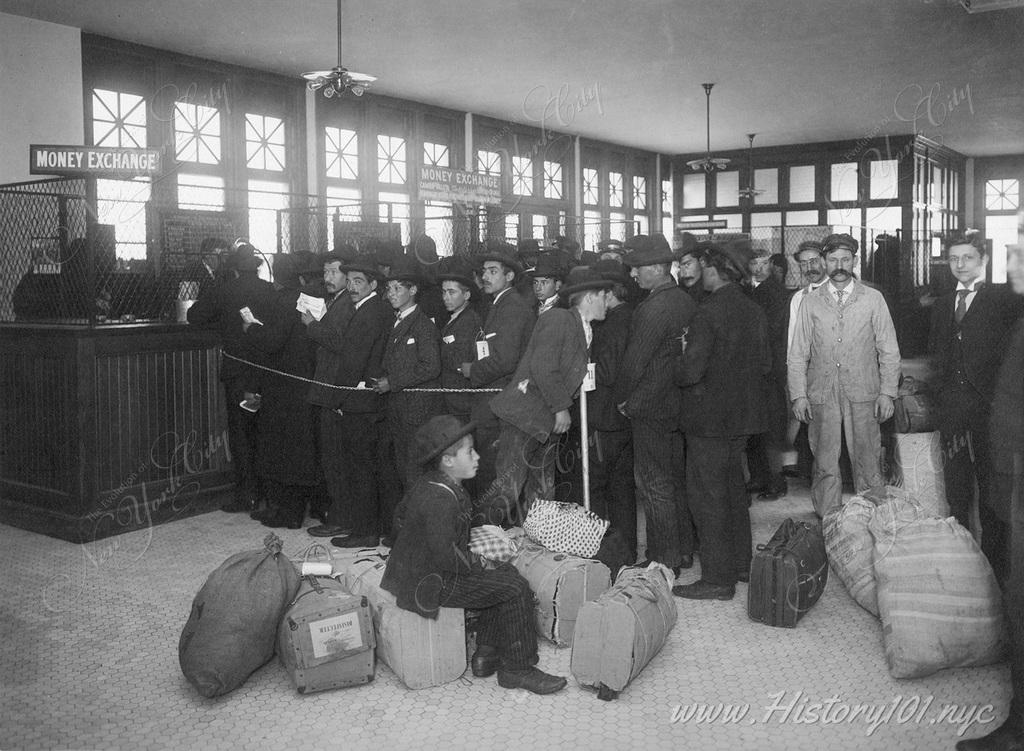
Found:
468,524 -> 520,563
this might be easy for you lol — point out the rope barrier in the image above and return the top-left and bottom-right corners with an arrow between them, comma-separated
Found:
221,351 -> 502,393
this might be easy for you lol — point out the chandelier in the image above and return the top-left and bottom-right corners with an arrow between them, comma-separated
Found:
738,133 -> 764,201
686,83 -> 730,173
301,0 -> 377,98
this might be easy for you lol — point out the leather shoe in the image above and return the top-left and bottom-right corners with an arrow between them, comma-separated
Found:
956,720 -> 1024,750
496,667 -> 567,695
260,512 -> 303,530
672,579 -> 735,600
679,554 -> 694,570
471,645 -> 501,678
736,571 -> 750,584
758,478 -> 788,501
745,479 -> 769,494
331,534 -> 380,548
307,524 -> 349,538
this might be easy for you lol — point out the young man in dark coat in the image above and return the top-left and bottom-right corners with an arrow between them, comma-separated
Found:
674,241 -> 770,601
479,267 -> 613,525
374,258 -> 443,501
380,415 -> 566,695
929,231 -> 1024,580
186,242 -> 274,513
437,260 -> 483,423
614,234 -> 697,576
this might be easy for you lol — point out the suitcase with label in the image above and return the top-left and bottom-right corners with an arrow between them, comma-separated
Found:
342,556 -> 467,689
277,575 -> 375,693
747,519 -> 828,628
570,564 -> 677,699
511,539 -> 611,646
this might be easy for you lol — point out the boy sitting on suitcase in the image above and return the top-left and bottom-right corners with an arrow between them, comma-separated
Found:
380,415 -> 566,695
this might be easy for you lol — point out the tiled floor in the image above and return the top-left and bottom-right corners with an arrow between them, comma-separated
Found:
0,481 -> 1010,751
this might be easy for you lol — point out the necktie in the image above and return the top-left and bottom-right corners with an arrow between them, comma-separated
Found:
836,289 -> 844,306
955,289 -> 970,324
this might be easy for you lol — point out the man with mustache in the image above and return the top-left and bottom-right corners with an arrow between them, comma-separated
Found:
788,233 -> 901,517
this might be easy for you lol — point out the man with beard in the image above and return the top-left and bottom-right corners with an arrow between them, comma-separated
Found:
788,233 -> 901,517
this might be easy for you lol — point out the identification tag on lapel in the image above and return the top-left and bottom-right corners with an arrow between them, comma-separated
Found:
583,362 -> 596,392
442,334 -> 455,344
476,340 -> 490,359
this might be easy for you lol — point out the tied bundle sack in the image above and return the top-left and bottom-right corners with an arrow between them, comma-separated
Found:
822,486 -> 921,617
523,499 -> 609,559
892,431 -> 949,517
870,498 -> 1007,679
179,533 -> 301,698
570,563 -> 677,700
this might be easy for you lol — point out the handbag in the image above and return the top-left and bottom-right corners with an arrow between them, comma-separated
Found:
290,542 -> 335,577
522,499 -> 609,559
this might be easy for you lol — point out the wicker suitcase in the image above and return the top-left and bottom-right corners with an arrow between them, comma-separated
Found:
570,564 -> 677,699
277,575 -> 375,693
511,539 -> 611,646
342,556 -> 467,689
747,519 -> 828,628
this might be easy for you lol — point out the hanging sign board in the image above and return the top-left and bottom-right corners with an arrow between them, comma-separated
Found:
676,219 -> 728,230
419,166 -> 501,205
30,145 -> 163,178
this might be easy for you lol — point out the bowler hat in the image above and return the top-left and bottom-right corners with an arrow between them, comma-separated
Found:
694,239 -> 752,279
386,257 -> 423,287
341,259 -> 382,280
559,266 -> 614,298
436,256 -> 476,289
622,234 -> 676,267
408,235 -> 438,264
411,415 -> 477,467
592,258 -> 630,286
233,242 -> 264,271
477,251 -> 523,276
823,233 -> 859,255
528,254 -> 565,280
675,232 -> 699,259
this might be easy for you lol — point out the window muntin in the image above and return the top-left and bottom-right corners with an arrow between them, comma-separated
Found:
543,161 -> 563,200
986,179 -> 1020,211
377,135 -> 407,185
325,127 -> 358,180
245,114 -> 285,171
608,172 -> 624,208
477,150 -> 501,177
632,176 -> 647,211
174,102 -> 221,164
583,168 -> 600,206
512,156 -> 533,197
424,142 -> 450,168
92,89 -> 147,148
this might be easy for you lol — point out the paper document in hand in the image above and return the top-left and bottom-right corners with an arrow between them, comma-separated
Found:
238,306 -> 263,326
296,293 -> 327,321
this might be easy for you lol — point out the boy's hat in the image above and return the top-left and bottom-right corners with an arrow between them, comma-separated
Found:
412,415 -> 477,466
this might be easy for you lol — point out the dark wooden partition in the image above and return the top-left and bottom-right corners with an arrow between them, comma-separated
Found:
0,322 -> 233,542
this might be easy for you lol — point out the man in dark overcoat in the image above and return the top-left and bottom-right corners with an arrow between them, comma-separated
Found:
437,259 -> 483,423
674,241 -> 770,601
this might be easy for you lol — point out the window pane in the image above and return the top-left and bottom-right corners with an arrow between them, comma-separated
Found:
870,159 -> 898,201
477,150 -> 501,177
632,176 -> 647,211
608,172 -> 623,208
583,168 -> 600,206
424,142 -> 450,168
424,201 -> 453,257
175,102 -> 221,164
96,178 -> 150,260
865,205 -> 902,234
245,114 -> 286,171
682,173 -> 705,209
325,127 -> 358,180
532,214 -> 547,241
662,178 -> 673,215
543,161 -> 563,200
716,171 -> 739,207
92,89 -> 147,148
751,212 -> 781,228
827,207 -> 859,228
512,156 -> 533,197
377,135 -> 407,184
830,162 -> 858,202
378,191 -> 410,244
661,216 -> 674,240
986,213 -> 1018,282
177,174 -> 224,210
327,186 -> 362,223
634,214 -> 649,235
583,210 -> 601,252
248,180 -> 289,258
715,213 -> 743,229
504,213 -> 519,242
986,179 -> 1020,211
610,212 -> 626,241
753,168 -> 778,205
789,165 -> 815,203
785,210 -> 820,226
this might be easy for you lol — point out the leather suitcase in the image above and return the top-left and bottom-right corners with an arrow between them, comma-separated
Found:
747,519 -> 828,628
277,575 -> 375,693
511,539 -> 611,646
570,564 -> 677,699
342,556 -> 467,689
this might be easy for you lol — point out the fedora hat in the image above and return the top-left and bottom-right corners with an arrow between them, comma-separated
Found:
622,234 -> 675,267
340,259 -> 382,280
528,254 -> 565,280
386,257 -> 424,286
559,266 -> 614,298
411,415 -> 477,467
436,256 -> 476,289
477,251 -> 523,276
592,258 -> 630,286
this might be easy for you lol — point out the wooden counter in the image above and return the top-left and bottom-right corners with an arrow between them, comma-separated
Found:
0,322 -> 234,542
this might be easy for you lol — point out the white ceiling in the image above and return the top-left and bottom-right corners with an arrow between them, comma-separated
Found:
3,0 -> 1023,157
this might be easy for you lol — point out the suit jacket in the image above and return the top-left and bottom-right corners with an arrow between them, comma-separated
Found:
440,305 -> 484,417
590,302 -> 632,432
469,288 -> 535,389
383,306 -> 442,423
929,282 -> 1024,403
748,276 -> 790,377
489,308 -> 590,442
305,291 -> 355,408
676,283 -> 770,437
788,280 -> 901,404
327,292 -> 389,414
380,470 -> 475,619
613,280 -> 696,423
186,271 -> 275,385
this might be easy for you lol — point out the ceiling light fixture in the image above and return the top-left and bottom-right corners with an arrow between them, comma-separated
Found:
302,0 -> 377,98
738,133 -> 764,201
959,0 -> 1024,13
686,83 -> 730,173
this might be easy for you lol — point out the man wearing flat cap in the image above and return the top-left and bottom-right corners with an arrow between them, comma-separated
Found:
479,267 -> 614,524
788,233 -> 901,517
674,241 -> 770,601
597,238 -> 625,263
614,234 -> 697,575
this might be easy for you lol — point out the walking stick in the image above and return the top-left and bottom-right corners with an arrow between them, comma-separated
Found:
580,384 -> 591,512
